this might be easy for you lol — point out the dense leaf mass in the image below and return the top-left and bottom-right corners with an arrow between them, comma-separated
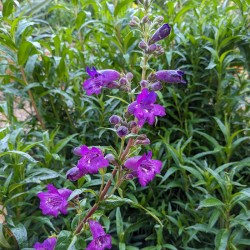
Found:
0,0 -> 249,249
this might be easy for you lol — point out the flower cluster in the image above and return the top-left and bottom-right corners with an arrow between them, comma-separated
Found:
35,3 -> 186,249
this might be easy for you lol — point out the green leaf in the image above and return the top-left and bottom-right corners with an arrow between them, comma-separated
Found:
116,207 -> 124,241
52,134 -> 78,154
18,41 -> 38,66
0,224 -> 11,249
55,231 -> 76,250
215,229 -> 229,250
198,197 -> 224,209
10,223 -> 27,249
0,150 -> 38,163
3,0 -> 14,17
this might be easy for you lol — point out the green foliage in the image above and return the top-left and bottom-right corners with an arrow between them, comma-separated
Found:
0,0 -> 250,249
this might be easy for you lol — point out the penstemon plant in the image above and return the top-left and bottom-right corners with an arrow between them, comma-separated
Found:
34,0 -> 186,249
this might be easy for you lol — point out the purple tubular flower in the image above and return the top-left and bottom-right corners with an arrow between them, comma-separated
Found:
127,88 -> 166,127
34,237 -> 57,250
76,146 -> 109,174
86,220 -> 112,250
37,184 -> 72,217
66,166 -> 86,181
124,151 -> 162,186
155,70 -> 186,84
83,67 -> 120,95
149,23 -> 171,45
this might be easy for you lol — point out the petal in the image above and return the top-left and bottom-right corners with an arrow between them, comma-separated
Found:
46,184 -> 58,194
86,66 -> 98,78
124,156 -> 141,172
153,104 -> 166,117
97,69 -> 120,85
137,165 -> 156,186
58,188 -> 72,199
127,101 -> 137,114
89,220 -> 106,238
86,235 -> 112,250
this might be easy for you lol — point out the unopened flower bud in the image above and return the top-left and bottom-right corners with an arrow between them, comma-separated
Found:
151,81 -> 163,91
149,23 -> 171,45
109,115 -> 122,124
140,80 -> 148,88
73,147 -> 82,156
153,16 -> 164,24
149,44 -> 157,53
135,138 -> 151,145
129,20 -> 139,27
106,81 -> 120,89
105,153 -> 115,163
66,167 -> 85,181
137,134 -> 147,140
116,126 -> 129,137
114,124 -> 120,129
141,15 -> 150,23
126,72 -> 133,81
147,73 -> 156,81
119,77 -> 127,85
121,121 -> 128,127
124,174 -> 134,180
138,40 -> 147,50
128,121 -> 137,129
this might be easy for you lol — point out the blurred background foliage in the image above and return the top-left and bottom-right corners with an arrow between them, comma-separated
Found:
0,0 -> 250,249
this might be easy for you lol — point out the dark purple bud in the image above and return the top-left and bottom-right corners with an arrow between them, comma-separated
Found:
106,81 -> 120,89
105,154 -> 115,163
140,80 -> 148,88
121,121 -> 128,127
151,81 -> 163,91
138,40 -> 147,50
128,121 -> 137,129
119,77 -> 128,85
141,15 -> 150,23
73,147 -> 82,156
155,70 -> 186,84
126,72 -> 133,81
135,138 -> 151,145
116,126 -> 129,137
137,134 -> 147,140
149,44 -> 157,53
129,20 -> 139,27
109,115 -> 122,124
66,167 -> 85,181
149,23 -> 171,45
153,16 -> 164,24
147,73 -> 156,81
155,48 -> 165,56
124,174 -> 134,180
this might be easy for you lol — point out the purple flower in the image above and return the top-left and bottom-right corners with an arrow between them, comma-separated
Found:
155,70 -> 186,84
127,88 -> 166,127
149,23 -> 171,45
109,115 -> 122,125
124,151 -> 162,186
37,184 -> 72,217
66,166 -> 86,181
83,67 -> 120,95
76,145 -> 109,174
34,237 -> 57,250
86,220 -> 112,250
